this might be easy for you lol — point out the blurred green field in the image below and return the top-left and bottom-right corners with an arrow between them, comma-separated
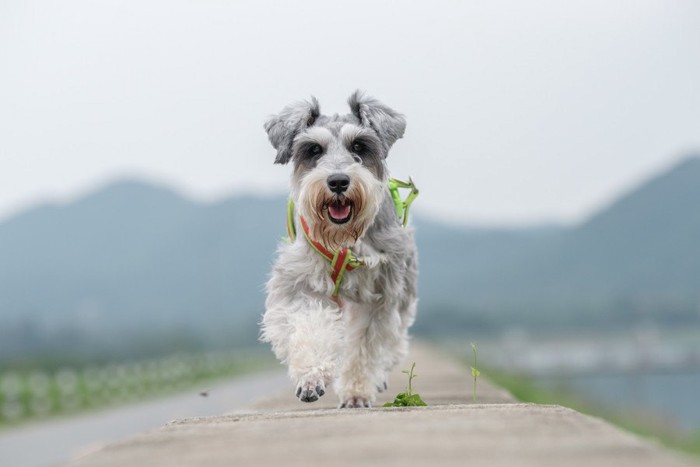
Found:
0,350 -> 275,429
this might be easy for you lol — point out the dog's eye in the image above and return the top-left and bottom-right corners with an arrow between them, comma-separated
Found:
351,142 -> 365,154
309,144 -> 323,156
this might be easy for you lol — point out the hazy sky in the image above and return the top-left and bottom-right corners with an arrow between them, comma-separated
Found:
1,0 -> 699,225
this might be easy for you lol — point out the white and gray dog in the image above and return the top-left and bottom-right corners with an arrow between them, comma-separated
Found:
260,91 -> 418,408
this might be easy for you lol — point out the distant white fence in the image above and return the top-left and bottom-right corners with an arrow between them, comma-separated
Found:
0,351 -> 256,425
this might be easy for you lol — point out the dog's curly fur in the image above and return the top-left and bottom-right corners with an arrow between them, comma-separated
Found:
260,91 -> 418,408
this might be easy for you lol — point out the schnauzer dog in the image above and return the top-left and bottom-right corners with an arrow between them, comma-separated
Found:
260,91 -> 418,408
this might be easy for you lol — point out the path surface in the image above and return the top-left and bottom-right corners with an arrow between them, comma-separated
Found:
0,370 -> 287,467
66,344 -> 697,467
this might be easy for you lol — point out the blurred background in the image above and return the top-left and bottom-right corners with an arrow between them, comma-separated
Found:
1,0 -> 699,464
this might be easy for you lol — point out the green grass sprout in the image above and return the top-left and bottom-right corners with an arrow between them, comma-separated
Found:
470,342 -> 480,402
383,362 -> 427,407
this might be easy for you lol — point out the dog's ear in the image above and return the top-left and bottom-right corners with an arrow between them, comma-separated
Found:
264,97 -> 320,164
348,90 -> 406,155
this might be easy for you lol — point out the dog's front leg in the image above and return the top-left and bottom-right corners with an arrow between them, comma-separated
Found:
334,303 -> 403,408
264,295 -> 342,403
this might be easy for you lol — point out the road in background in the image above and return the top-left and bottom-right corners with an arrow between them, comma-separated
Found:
0,370 -> 287,467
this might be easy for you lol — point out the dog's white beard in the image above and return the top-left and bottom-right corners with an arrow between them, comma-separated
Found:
296,166 -> 384,250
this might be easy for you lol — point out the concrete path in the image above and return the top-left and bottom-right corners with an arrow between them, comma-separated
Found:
66,344 -> 697,467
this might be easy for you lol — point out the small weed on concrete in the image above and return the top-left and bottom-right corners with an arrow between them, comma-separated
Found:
383,362 -> 427,407
470,342 -> 480,402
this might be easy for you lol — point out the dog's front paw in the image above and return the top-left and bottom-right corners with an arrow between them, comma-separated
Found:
295,378 -> 326,403
338,396 -> 372,408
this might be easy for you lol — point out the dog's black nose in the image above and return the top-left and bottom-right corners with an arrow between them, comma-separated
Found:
327,174 -> 350,194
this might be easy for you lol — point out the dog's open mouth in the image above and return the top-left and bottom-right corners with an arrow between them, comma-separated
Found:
327,198 -> 353,224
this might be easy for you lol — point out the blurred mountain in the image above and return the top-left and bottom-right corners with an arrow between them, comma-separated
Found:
0,180 -> 285,357
1,156 -> 699,357
416,155 -> 700,333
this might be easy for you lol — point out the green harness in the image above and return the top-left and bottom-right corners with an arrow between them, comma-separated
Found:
387,177 -> 419,227
286,177 -> 418,296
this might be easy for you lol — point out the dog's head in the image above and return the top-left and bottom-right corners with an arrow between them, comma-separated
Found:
264,91 -> 406,249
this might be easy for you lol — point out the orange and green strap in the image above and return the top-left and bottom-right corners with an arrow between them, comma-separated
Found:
299,216 -> 363,296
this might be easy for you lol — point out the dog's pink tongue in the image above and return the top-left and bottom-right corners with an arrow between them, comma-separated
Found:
329,202 -> 351,220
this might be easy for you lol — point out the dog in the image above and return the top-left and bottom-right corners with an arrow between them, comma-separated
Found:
260,91 -> 418,408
